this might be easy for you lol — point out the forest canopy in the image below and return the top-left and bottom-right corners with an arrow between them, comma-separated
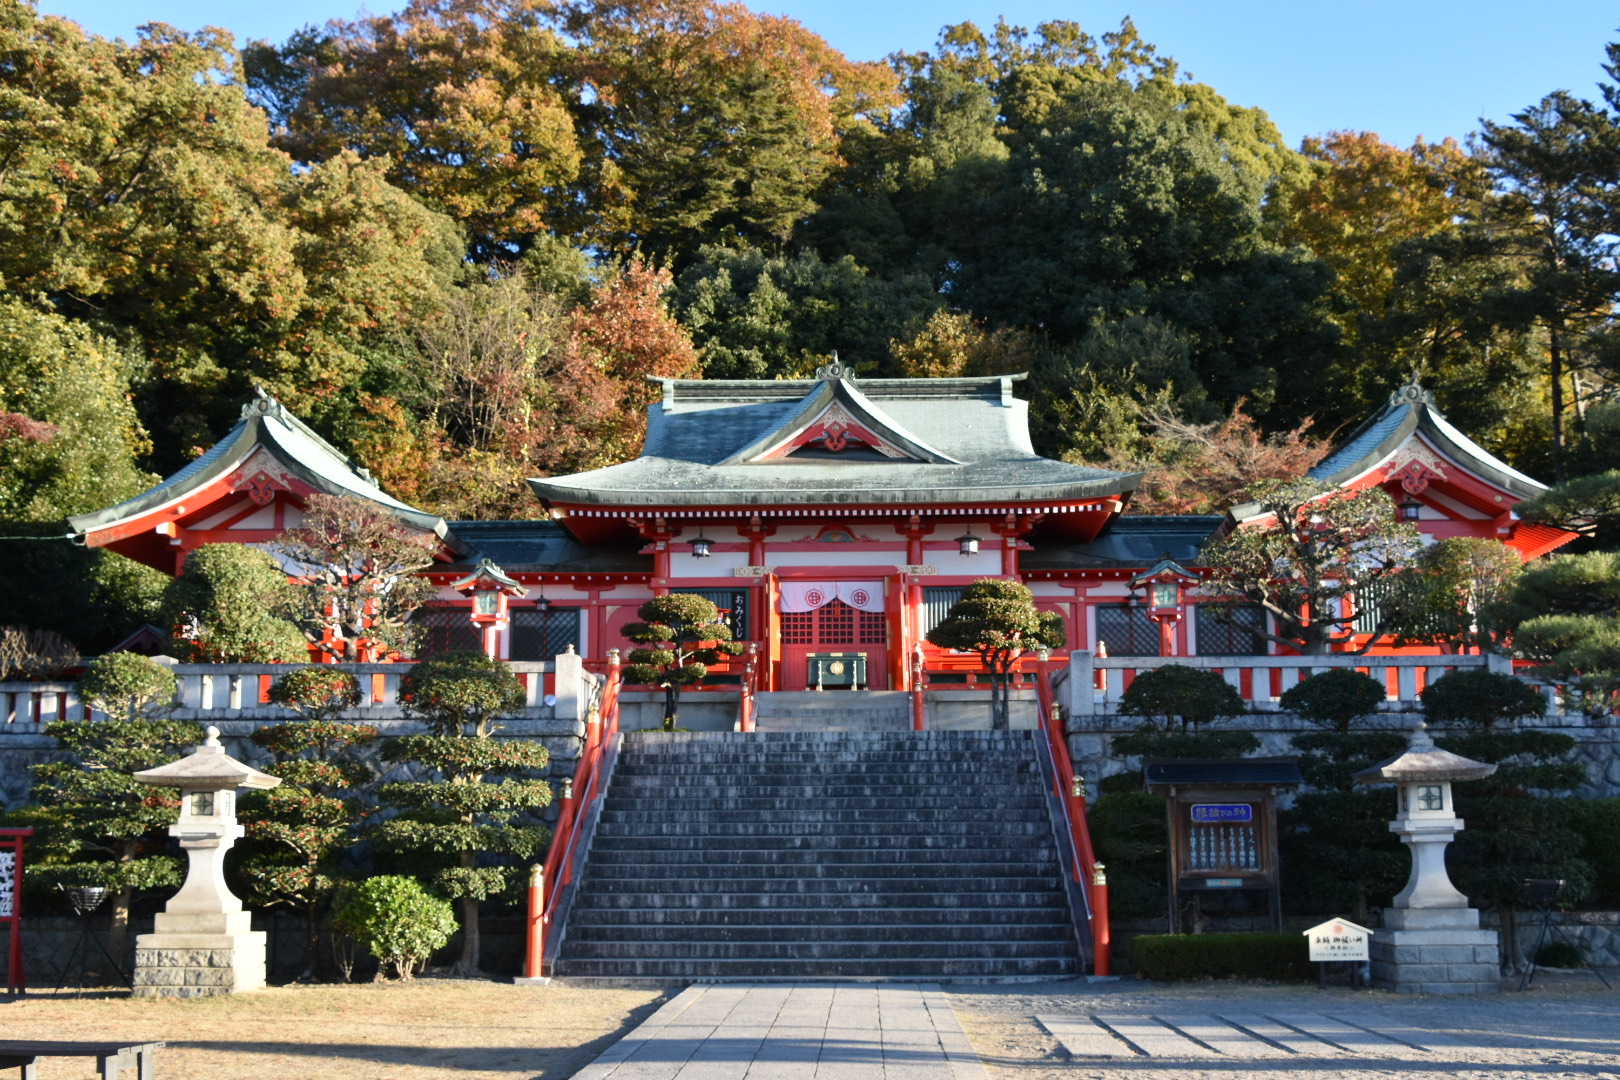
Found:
4,0 -> 1620,645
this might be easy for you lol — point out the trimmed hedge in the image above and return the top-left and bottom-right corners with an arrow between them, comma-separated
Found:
1132,933 -> 1314,982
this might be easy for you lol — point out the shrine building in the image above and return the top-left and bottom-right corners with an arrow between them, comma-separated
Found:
68,367 -> 1576,685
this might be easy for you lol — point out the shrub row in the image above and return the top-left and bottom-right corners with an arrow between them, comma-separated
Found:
1131,932 -> 1314,982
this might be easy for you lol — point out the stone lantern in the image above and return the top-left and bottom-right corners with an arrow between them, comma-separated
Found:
1353,723 -> 1500,994
451,558 -> 527,659
1128,553 -> 1200,657
130,726 -> 280,997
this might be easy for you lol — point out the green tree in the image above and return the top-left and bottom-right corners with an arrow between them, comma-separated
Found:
1423,670 -> 1587,970
1383,538 -> 1523,654
239,697 -> 378,979
623,593 -> 744,730
1281,728 -> 1409,921
1517,470 -> 1620,550
673,246 -> 939,379
1199,480 -> 1423,654
25,654 -> 201,960
1479,89 -> 1620,481
162,544 -> 307,663
1115,664 -> 1246,735
376,652 -> 551,975
925,578 -> 1064,732
556,0 -> 897,266
1278,667 -> 1388,735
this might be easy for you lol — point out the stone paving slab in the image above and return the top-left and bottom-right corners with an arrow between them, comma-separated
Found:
1037,1010 -> 1501,1059
572,983 -> 991,1079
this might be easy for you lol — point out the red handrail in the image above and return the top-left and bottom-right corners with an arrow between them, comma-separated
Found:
738,643 -> 759,732
525,650 -> 622,980
1033,657 -> 1111,977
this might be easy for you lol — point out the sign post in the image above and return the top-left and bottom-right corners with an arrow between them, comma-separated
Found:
0,827 -> 33,994
1304,917 -> 1371,988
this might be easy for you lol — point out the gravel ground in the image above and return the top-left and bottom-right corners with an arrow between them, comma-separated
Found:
946,969 -> 1620,1080
3,971 -> 1614,1079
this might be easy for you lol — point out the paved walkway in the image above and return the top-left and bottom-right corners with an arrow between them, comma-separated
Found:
570,983 -> 990,1079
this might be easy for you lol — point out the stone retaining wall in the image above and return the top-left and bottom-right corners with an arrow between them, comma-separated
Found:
1066,711 -> 1620,798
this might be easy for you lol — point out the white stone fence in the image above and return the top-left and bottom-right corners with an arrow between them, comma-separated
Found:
0,652 -> 590,727
1056,651 -> 1519,720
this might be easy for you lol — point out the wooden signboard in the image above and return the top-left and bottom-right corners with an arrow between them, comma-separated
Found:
0,827 -> 31,994
1143,759 -> 1302,934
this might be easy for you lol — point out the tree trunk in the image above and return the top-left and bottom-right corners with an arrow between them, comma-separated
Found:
1550,318 -> 1566,482
663,684 -> 679,730
452,894 -> 481,976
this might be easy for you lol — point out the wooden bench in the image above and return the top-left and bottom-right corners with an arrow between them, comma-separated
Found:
0,1040 -> 162,1079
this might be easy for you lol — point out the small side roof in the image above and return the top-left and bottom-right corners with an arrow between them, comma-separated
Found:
69,389 -> 465,554
1308,381 -> 1547,499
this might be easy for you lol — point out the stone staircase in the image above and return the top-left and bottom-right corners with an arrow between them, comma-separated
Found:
556,729 -> 1083,980
751,690 -> 911,732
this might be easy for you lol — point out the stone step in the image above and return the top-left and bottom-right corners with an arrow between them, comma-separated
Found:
613,760 -> 1036,777
562,921 -> 1071,943
567,905 -> 1072,927
598,795 -> 1046,813
582,861 -> 1056,881
596,807 -> 1048,825
587,845 -> 1054,865
589,820 -> 1055,838
571,874 -> 1062,895
556,957 -> 1080,979
571,889 -> 1069,910
561,939 -> 1077,961
606,782 -> 1036,799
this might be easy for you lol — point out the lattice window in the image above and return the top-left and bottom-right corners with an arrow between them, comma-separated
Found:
1195,604 -> 1267,656
858,610 -> 887,644
1094,604 -> 1160,656
781,611 -> 813,644
819,600 -> 855,644
510,607 -> 582,661
921,586 -> 965,636
413,607 -> 481,657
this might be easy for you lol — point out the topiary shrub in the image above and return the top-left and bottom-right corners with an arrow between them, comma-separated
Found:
1131,932 -> 1312,982
398,651 -> 525,738
78,652 -> 177,721
332,875 -> 456,980
1279,667 -> 1388,734
1119,665 -> 1245,732
1087,791 -> 1169,920
1421,668 -> 1546,731
269,666 -> 363,722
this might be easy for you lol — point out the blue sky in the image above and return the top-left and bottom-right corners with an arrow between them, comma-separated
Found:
35,0 -> 1620,148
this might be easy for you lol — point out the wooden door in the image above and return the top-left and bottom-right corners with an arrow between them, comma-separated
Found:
780,599 -> 889,690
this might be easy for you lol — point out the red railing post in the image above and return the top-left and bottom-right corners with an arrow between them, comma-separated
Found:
911,642 -> 928,731
523,864 -> 544,980
1091,862 -> 1112,977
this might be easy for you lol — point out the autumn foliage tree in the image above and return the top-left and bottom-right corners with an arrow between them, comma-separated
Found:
1199,481 -> 1423,654
274,495 -> 439,660
1103,402 -> 1328,514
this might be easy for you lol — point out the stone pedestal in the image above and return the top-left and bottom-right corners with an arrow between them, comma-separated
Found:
1370,907 -> 1500,995
133,910 -> 267,998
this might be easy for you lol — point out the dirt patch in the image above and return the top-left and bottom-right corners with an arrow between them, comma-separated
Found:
0,977 -> 667,1080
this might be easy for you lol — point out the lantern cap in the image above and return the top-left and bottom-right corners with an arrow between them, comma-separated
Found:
132,726 -> 282,791
1128,552 -> 1200,591
1352,723 -> 1497,786
449,558 -> 527,597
